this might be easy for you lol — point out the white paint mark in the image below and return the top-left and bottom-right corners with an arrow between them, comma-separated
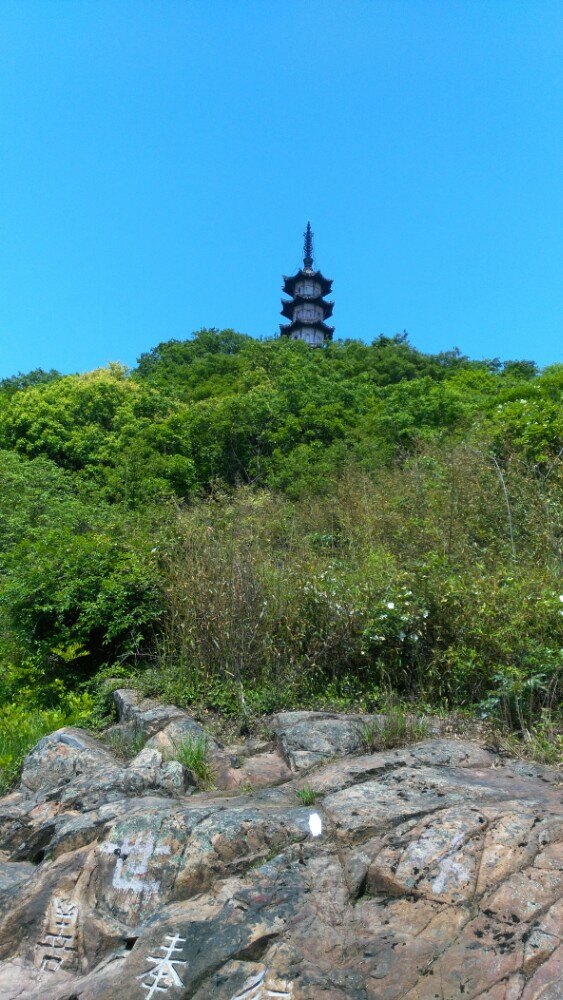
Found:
138,932 -> 186,998
231,968 -> 293,999
232,970 -> 264,999
101,833 -> 170,895
309,812 -> 322,837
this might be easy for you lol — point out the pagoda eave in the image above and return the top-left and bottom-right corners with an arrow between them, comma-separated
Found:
280,298 -> 335,320
282,271 -> 332,297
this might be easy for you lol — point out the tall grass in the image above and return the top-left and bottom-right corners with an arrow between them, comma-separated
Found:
170,735 -> 215,789
146,444 -> 562,729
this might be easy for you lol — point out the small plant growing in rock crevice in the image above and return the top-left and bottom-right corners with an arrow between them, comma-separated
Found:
105,729 -> 146,761
359,707 -> 429,752
296,786 -> 318,806
239,780 -> 255,796
171,735 -> 215,790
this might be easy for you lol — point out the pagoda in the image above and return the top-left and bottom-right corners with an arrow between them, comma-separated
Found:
280,222 -> 334,346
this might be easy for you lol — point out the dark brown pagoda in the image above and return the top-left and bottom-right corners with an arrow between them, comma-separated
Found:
280,222 -> 334,346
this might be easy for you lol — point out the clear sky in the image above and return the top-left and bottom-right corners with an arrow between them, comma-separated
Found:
0,1 -> 561,377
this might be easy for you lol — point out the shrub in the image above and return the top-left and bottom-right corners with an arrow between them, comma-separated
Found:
0,337 -> 560,751
0,502 -> 166,676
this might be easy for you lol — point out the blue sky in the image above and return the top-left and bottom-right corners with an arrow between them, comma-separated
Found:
0,1 -> 561,376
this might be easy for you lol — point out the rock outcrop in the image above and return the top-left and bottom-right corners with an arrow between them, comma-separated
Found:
0,698 -> 561,998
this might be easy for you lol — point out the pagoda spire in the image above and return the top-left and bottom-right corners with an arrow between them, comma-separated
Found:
303,221 -> 314,269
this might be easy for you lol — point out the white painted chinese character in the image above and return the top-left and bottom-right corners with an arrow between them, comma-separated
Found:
138,933 -> 187,998
101,833 -> 170,894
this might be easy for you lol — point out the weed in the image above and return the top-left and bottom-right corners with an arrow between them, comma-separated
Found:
150,453 -> 563,723
489,711 -> 563,767
359,706 -> 429,752
296,785 -> 318,806
105,729 -> 146,761
257,723 -> 277,743
171,735 -> 215,789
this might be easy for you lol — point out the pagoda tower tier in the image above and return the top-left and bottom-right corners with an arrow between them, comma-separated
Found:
280,222 -> 334,346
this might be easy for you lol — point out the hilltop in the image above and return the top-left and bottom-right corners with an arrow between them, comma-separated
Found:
0,331 -> 561,786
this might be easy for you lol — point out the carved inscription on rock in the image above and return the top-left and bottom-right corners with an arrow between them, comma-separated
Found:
36,896 -> 79,973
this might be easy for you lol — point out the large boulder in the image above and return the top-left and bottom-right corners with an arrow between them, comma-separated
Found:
272,709 -> 424,770
1,707 -> 563,999
211,748 -> 292,791
145,715 -> 220,754
20,728 -> 119,795
112,689 -> 188,739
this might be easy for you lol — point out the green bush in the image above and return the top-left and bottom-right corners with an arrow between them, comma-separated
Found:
0,450 -> 167,677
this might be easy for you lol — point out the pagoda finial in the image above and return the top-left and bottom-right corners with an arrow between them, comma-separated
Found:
303,221 -> 314,269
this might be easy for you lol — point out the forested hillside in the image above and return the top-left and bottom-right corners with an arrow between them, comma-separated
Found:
0,331 -> 561,784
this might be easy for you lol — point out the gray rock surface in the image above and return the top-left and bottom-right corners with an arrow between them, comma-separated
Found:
145,715 -> 220,754
21,728 -> 118,794
272,710 -> 387,770
112,689 -> 188,739
272,709 -> 440,771
0,706 -> 561,998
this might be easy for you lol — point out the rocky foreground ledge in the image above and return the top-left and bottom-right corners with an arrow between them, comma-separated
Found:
0,693 -> 562,999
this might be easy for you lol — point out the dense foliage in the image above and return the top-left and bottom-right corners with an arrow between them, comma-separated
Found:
0,331 -> 561,782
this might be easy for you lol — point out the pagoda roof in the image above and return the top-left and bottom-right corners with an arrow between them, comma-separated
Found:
280,297 -> 334,321
282,269 -> 332,297
280,319 -> 335,340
